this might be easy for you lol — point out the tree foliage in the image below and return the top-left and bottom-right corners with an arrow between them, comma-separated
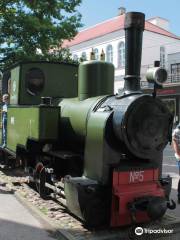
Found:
0,0 -> 82,69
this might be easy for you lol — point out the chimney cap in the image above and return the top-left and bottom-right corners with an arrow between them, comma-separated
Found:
118,7 -> 126,16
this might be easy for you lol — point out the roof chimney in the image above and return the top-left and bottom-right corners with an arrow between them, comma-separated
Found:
118,7 -> 126,16
147,17 -> 170,31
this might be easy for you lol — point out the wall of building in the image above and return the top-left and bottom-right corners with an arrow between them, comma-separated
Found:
70,30 -> 125,68
142,31 -> 180,66
168,52 -> 180,65
69,29 -> 180,93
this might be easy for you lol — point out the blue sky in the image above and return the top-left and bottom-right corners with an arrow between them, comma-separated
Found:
78,0 -> 180,36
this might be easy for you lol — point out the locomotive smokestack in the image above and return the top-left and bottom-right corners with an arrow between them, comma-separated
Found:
124,12 -> 145,92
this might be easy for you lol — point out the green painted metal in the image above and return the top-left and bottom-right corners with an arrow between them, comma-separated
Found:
39,107 -> 59,139
78,61 -> 114,101
84,110 -> 112,183
59,60 -> 114,142
59,96 -> 105,142
9,62 -> 78,105
7,106 -> 59,152
10,66 -> 20,104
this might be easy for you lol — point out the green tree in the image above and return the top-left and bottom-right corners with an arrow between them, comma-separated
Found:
0,0 -> 82,69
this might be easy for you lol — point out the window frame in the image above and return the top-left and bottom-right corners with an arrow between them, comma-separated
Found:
93,48 -> 99,60
171,63 -> 180,82
160,46 -> 166,68
106,44 -> 113,63
118,41 -> 125,68
81,52 -> 87,61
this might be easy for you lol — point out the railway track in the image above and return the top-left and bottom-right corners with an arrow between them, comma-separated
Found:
0,167 -> 180,240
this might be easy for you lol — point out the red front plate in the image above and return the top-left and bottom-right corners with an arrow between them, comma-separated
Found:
111,168 -> 165,227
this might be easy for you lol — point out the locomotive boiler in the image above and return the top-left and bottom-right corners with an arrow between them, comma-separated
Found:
0,12 -> 175,228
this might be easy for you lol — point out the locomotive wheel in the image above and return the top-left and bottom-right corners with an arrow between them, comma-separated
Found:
34,162 -> 47,199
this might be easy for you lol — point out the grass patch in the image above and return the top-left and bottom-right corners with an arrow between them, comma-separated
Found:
39,206 -> 48,215
19,191 -> 28,198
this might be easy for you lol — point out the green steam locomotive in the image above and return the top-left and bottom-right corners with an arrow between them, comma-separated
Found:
0,12 -> 175,228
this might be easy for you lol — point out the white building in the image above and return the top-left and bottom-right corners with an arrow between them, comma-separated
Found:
63,10 -> 180,94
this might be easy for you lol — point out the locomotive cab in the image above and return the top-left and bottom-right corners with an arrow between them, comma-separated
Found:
1,61 -> 78,151
5,61 -> 78,105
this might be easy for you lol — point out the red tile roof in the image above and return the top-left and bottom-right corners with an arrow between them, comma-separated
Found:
63,14 -> 179,47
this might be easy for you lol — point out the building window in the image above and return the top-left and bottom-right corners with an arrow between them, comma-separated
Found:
106,45 -> 113,63
171,63 -> 180,82
93,48 -> 99,60
81,52 -> 87,61
160,46 -> 165,68
73,54 -> 78,61
118,41 -> 125,68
